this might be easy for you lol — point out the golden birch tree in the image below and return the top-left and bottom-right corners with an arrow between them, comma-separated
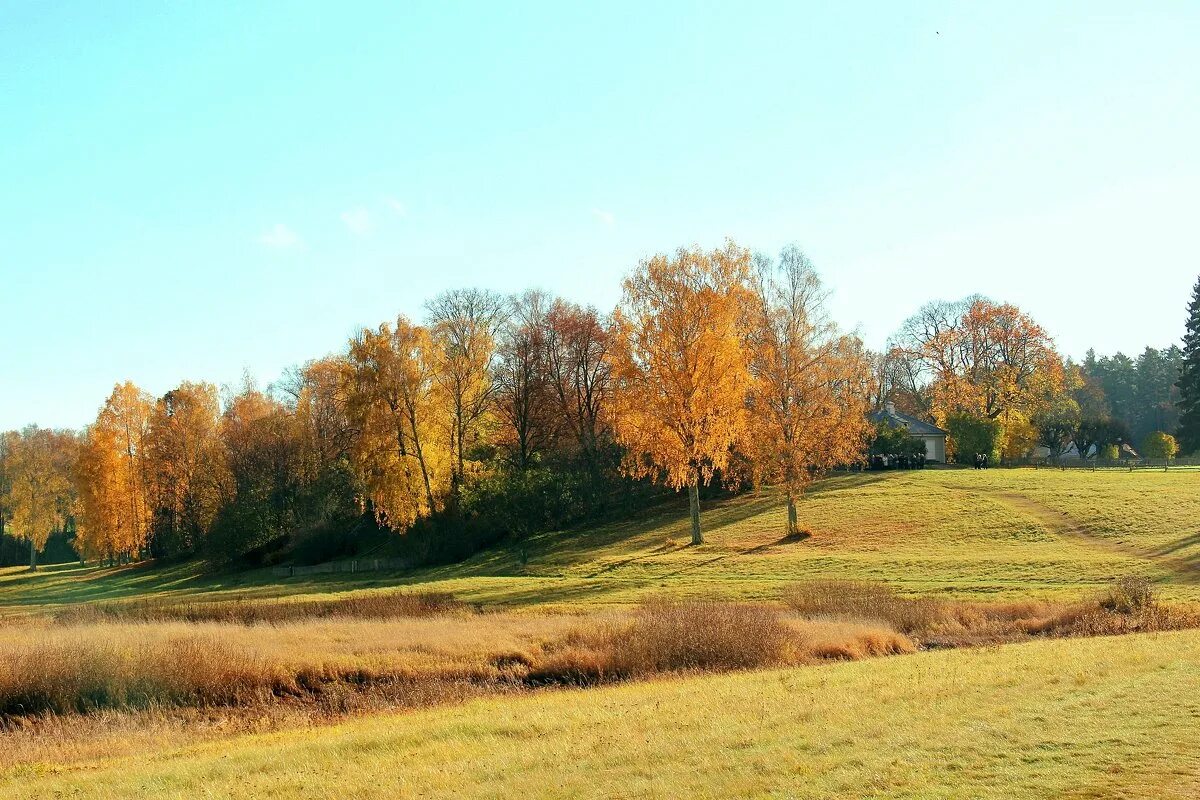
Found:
145,381 -> 230,554
425,289 -> 505,501
609,241 -> 753,545
76,382 -> 153,562
347,317 -> 450,528
744,247 -> 873,536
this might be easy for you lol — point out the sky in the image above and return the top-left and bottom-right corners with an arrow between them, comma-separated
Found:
2,1 -> 1199,431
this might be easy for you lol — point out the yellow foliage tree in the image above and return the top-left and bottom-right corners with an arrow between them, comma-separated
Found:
76,382 -> 153,562
894,297 -> 1065,459
4,426 -> 76,569
347,317 -> 451,528
289,356 -> 355,482
897,297 -> 1064,425
425,289 -> 505,500
1142,431 -> 1179,460
744,247 -> 874,536
145,381 -> 230,552
609,241 -> 753,545
999,409 -> 1039,461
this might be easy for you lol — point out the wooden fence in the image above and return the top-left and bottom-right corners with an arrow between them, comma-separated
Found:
1007,457 -> 1200,471
271,557 -> 411,578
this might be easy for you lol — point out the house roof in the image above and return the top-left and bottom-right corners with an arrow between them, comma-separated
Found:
869,405 -> 948,437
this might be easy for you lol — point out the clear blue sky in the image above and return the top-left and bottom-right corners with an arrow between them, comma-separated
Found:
2,2 -> 1198,430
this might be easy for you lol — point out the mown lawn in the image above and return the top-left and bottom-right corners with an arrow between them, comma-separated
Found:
2,467 -> 1198,613
5,629 -> 1199,799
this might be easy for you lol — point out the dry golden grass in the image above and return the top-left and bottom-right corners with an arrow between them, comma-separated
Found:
0,598 -> 918,772
3,578 -> 1192,727
784,577 -> 1200,647
528,600 -> 914,684
0,612 -> 574,714
52,589 -> 464,625
1,584 -> 1197,776
0,634 -> 279,715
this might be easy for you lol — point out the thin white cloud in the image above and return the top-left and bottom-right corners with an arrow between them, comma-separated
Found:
592,208 -> 616,226
340,207 -> 372,235
257,223 -> 301,249
384,196 -> 408,217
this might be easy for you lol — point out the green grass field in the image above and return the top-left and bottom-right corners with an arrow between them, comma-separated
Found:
5,629 -> 1199,799
3,467 -> 1198,612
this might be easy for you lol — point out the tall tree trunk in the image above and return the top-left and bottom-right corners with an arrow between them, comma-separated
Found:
454,405 -> 466,488
688,480 -> 703,545
401,398 -> 437,513
786,492 -> 799,537
29,539 -> 37,572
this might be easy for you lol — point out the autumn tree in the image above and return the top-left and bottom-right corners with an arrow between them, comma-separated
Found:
743,247 -> 873,535
0,431 -> 13,547
609,241 -> 753,545
347,318 -> 450,528
213,382 -> 306,556
266,355 -> 364,533
3,426 -> 76,569
494,290 -> 559,470
75,382 -> 153,563
1142,431 -> 1179,460
425,289 -> 506,500
894,297 -> 1063,423
145,381 -> 229,556
891,297 -> 1064,460
279,357 -> 356,481
872,346 -> 930,417
544,299 -> 613,491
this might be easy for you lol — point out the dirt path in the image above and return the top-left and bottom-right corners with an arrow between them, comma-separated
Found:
993,491 -> 1200,582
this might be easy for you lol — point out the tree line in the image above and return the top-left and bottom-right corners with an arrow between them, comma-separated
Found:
878,277 -> 1200,464
1,245 -> 1197,568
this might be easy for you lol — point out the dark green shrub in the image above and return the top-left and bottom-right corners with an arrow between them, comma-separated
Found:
945,413 -> 1002,463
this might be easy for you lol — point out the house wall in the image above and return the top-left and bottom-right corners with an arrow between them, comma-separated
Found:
921,436 -> 946,463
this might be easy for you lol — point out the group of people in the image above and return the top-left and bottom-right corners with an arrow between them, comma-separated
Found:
973,452 -> 991,469
869,453 -> 928,470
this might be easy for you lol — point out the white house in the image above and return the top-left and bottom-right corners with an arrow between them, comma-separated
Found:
869,402 -> 948,463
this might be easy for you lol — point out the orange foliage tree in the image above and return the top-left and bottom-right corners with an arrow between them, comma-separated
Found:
744,247 -> 873,535
893,297 -> 1064,458
145,381 -> 229,553
609,241 -> 753,545
76,382 -> 154,562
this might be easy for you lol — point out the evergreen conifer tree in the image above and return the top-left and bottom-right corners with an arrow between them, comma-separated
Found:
1177,276 -> 1200,455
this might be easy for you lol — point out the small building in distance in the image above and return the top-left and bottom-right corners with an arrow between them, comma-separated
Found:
869,402 -> 948,463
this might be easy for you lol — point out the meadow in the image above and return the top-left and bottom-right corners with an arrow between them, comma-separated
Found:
4,466 -> 1198,613
1,467 -> 1198,794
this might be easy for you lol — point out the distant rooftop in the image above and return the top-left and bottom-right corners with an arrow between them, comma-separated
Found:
869,402 -> 948,437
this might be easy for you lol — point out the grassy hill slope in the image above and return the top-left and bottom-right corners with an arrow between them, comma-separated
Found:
5,629 -> 1199,799
2,467 -> 1198,612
